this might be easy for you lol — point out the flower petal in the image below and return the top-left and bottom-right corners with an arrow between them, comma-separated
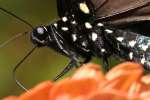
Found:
140,75 -> 150,91
105,62 -> 143,92
88,88 -> 140,100
49,63 -> 103,100
2,62 -> 150,100
140,75 -> 150,100
49,78 -> 99,100
72,63 -> 105,81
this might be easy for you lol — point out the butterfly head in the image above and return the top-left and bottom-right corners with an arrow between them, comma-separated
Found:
31,26 -> 49,47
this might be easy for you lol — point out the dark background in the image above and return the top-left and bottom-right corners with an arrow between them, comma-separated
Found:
0,0 -> 119,98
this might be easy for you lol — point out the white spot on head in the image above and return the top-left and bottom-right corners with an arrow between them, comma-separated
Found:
37,27 -> 44,34
85,22 -> 92,29
141,57 -> 146,64
62,17 -> 68,22
79,2 -> 90,14
129,52 -> 133,60
97,23 -> 104,27
105,29 -> 113,34
117,37 -> 124,42
129,40 -> 136,47
61,27 -> 69,31
72,34 -> 77,42
101,48 -> 106,53
92,32 -> 98,41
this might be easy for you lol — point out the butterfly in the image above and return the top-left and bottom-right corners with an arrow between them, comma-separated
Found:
0,0 -> 150,91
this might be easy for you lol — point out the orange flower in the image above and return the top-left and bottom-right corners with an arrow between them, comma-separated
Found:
2,62 -> 150,100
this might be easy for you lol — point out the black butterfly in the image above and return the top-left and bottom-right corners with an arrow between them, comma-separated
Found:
1,0 -> 150,91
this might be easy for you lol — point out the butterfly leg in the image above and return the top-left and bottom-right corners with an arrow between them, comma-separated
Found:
53,55 -> 92,81
102,57 -> 109,72
53,59 -> 78,81
51,26 -> 82,81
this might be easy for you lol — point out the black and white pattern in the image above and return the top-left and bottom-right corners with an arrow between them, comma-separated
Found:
31,0 -> 150,80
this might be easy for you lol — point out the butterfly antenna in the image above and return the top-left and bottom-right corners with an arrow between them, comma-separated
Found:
0,7 -> 34,29
0,32 -> 28,48
13,45 -> 37,91
0,7 -> 34,48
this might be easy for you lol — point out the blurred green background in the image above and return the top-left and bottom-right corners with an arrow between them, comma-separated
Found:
0,0 -> 128,98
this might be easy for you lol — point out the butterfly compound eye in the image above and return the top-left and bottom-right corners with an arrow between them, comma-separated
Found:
31,26 -> 49,47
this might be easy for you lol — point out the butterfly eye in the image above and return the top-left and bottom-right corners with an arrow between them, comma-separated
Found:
35,26 -> 48,35
37,27 -> 45,35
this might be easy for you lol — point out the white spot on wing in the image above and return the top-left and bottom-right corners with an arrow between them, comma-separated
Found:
92,32 -> 98,41
129,40 -> 136,47
62,17 -> 68,22
97,23 -> 104,27
105,29 -> 113,34
79,3 -> 90,14
85,22 -> 92,29
117,37 -> 124,42
61,27 -> 69,31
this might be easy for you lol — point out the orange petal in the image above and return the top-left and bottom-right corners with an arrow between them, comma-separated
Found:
105,62 -> 143,92
140,74 -> 150,91
88,88 -> 140,100
49,63 -> 104,100
19,81 -> 53,100
72,63 -> 105,81
3,62 -> 149,100
49,78 -> 99,100
140,74 -> 150,100
140,91 -> 150,100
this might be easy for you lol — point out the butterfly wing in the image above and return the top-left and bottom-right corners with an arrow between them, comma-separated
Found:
91,0 -> 150,35
92,0 -> 150,24
57,0 -> 72,17
57,0 -> 95,23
